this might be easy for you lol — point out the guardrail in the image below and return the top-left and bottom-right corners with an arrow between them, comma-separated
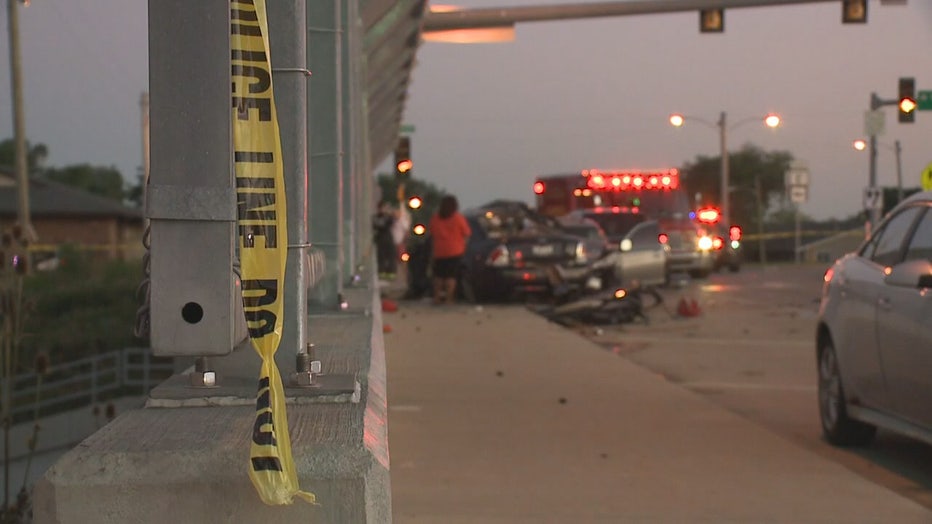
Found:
4,348 -> 174,422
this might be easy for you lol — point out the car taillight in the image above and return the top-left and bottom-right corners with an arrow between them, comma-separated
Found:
487,246 -> 510,267
658,233 -> 669,244
822,267 -> 834,296
712,236 -> 724,250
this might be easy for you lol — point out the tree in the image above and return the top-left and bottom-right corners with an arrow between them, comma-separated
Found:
0,138 -> 48,172
44,164 -> 126,202
679,143 -> 795,230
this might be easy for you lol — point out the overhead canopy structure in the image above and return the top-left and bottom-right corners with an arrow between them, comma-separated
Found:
362,0 -> 427,168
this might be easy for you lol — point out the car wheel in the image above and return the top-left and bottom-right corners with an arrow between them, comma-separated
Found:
818,340 -> 876,446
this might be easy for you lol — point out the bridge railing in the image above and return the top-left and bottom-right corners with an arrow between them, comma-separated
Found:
4,348 -> 174,423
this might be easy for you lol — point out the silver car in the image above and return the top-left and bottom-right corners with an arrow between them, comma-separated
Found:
610,219 -> 670,289
817,190 -> 932,446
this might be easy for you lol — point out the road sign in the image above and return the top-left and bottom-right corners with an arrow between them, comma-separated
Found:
789,185 -> 808,204
863,186 -> 882,211
922,162 -> 932,191
864,109 -> 886,136
785,162 -> 809,188
399,124 -> 416,134
919,91 -> 932,111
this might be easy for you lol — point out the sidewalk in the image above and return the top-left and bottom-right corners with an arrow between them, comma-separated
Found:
382,298 -> 931,523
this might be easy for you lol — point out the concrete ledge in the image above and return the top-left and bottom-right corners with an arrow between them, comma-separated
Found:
33,280 -> 391,523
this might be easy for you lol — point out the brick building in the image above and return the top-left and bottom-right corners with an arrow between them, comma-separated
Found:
0,168 -> 144,260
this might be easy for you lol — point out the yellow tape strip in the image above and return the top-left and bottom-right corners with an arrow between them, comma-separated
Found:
232,0 -> 315,506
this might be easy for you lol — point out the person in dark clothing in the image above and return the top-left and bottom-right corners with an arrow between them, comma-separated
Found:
373,200 -> 397,277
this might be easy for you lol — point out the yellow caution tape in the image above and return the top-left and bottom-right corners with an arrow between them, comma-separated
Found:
231,0 -> 315,506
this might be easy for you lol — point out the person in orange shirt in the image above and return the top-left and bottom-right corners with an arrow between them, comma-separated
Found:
428,195 -> 471,305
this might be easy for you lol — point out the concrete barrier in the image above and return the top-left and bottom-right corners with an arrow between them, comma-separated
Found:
33,282 -> 391,523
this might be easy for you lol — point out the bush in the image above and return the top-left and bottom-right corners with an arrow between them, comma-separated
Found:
22,258 -> 144,370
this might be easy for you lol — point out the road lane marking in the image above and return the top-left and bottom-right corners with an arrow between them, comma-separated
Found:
682,381 -> 816,392
620,336 -> 812,348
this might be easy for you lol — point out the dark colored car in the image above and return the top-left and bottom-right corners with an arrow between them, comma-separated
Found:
705,222 -> 743,272
458,202 -> 590,302
817,191 -> 932,447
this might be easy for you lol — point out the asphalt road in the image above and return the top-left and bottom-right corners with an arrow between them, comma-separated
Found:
569,262 -> 932,511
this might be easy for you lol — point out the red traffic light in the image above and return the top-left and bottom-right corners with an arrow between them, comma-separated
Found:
396,159 -> 413,174
899,77 -> 916,123
729,225 -> 742,241
533,181 -> 545,195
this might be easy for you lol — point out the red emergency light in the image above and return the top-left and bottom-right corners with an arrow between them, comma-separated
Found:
583,169 -> 680,191
696,207 -> 721,224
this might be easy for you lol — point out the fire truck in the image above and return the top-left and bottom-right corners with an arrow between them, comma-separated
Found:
533,169 -> 690,220
533,168 -> 742,273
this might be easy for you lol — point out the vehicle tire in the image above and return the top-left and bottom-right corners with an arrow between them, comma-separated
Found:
728,263 -> 740,273
818,340 -> 876,446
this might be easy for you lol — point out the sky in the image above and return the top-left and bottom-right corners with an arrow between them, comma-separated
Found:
1,1 -> 931,221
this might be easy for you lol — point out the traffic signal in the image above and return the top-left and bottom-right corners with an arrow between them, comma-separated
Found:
699,9 -> 723,33
898,77 -> 916,123
842,0 -> 867,23
394,136 -> 412,177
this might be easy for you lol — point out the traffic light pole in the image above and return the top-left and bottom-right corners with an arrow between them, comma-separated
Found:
867,92 -> 898,231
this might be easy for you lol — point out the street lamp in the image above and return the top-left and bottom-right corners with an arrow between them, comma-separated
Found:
853,138 -> 903,204
669,111 -> 781,230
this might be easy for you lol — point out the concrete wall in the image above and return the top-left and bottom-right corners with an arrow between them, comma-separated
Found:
33,282 -> 391,523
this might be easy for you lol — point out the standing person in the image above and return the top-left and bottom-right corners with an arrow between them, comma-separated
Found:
372,200 -> 397,278
428,195 -> 471,304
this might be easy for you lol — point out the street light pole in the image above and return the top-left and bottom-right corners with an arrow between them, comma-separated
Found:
894,139 -> 903,204
719,111 -> 729,229
7,0 -> 34,242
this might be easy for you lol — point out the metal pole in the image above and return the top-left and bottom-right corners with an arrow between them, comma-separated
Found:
7,0 -> 35,243
894,139 -> 903,204
268,0 -> 309,365
755,174 -> 766,265
794,205 -> 800,264
867,93 -> 881,230
719,111 -> 729,229
869,133 -> 880,228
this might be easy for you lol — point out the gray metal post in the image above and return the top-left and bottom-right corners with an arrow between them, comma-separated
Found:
307,0 -> 345,310
719,111 -> 729,228
895,139 -> 903,204
867,92 -> 883,230
869,132 -> 880,228
342,0 -> 359,279
268,0 -> 309,362
7,0 -> 34,243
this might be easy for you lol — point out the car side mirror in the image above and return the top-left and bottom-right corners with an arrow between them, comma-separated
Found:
884,259 -> 932,289
620,239 -> 633,252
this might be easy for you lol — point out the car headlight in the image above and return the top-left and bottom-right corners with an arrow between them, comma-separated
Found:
697,235 -> 713,251
575,241 -> 587,263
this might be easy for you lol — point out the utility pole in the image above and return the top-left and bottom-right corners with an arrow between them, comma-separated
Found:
894,139 -> 903,204
719,111 -> 729,229
7,0 -> 35,243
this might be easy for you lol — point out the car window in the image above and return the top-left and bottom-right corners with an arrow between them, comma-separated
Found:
869,206 -> 924,267
627,222 -> 660,251
904,207 -> 932,263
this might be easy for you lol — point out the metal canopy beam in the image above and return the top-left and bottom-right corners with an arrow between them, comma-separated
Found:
424,0 -> 837,31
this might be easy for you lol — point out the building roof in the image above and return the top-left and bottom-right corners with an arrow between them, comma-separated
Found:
0,168 -> 142,220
